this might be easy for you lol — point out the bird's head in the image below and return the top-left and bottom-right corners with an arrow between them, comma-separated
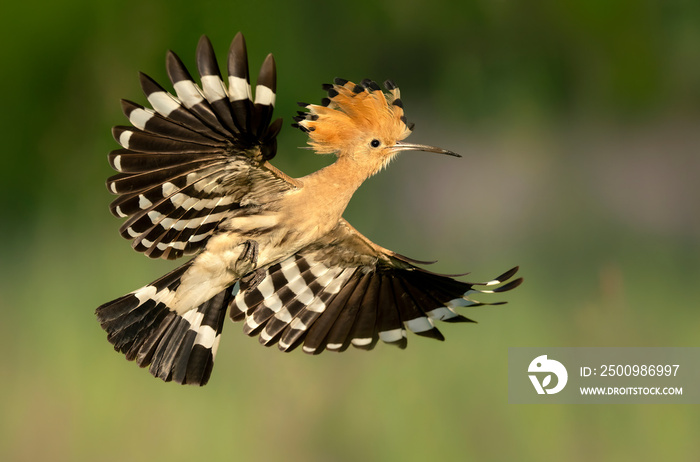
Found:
293,78 -> 458,176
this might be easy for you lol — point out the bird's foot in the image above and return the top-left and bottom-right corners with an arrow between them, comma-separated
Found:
238,239 -> 259,266
241,268 -> 267,292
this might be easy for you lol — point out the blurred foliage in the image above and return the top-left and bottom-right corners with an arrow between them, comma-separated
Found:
1,0 -> 699,461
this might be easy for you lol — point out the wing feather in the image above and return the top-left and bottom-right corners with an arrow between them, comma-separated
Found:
228,219 -> 522,354
107,33 -> 297,260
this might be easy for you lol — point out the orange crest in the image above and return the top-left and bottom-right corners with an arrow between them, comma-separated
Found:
293,79 -> 414,154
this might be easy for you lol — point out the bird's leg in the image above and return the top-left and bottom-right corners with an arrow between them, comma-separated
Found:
235,239 -> 265,291
238,239 -> 259,266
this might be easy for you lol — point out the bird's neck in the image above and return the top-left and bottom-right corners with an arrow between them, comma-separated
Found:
312,152 -> 372,191
297,153 -> 374,218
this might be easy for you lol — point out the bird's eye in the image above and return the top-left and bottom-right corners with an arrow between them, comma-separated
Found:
370,139 -> 381,148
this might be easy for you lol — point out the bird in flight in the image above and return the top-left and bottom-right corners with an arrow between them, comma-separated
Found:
96,33 -> 522,385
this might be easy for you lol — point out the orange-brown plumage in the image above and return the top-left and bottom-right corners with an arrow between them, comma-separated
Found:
299,80 -> 409,148
294,78 -> 455,178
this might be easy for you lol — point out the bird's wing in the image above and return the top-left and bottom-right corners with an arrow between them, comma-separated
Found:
230,218 -> 522,353
107,33 -> 299,260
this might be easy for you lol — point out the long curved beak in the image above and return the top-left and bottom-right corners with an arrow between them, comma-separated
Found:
391,142 -> 461,157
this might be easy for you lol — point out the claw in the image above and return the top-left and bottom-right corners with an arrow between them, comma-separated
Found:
239,239 -> 259,266
242,267 -> 266,292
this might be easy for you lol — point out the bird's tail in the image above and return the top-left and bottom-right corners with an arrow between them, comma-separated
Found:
95,261 -> 235,386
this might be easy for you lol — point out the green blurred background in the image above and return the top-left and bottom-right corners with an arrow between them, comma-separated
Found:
1,0 -> 699,460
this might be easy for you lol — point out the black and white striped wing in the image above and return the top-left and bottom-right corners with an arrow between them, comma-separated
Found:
107,33 -> 296,260
229,219 -> 522,354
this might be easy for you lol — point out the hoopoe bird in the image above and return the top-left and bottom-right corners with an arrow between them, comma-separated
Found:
96,33 -> 522,386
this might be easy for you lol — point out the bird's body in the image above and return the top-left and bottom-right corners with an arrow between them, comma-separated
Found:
166,173 -> 336,312
161,140 -> 397,313
96,33 -> 522,385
